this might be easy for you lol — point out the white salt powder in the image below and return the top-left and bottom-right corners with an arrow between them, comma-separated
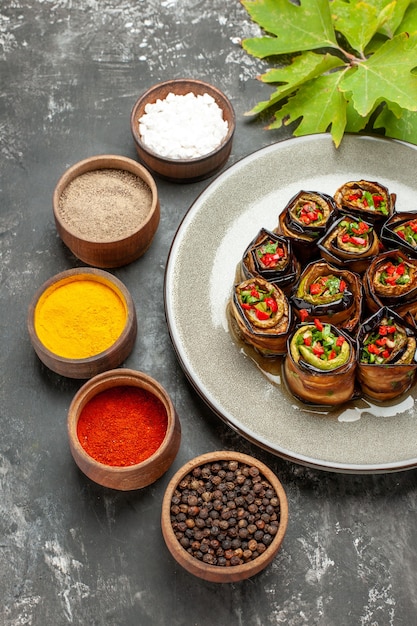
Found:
138,91 -> 229,160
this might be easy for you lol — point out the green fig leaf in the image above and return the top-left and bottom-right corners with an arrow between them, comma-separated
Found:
246,52 -> 342,115
374,106 -> 417,142
268,72 -> 347,147
375,0 -> 412,37
331,0 -> 393,54
340,32 -> 417,117
241,0 -> 338,56
241,0 -> 417,146
345,100 -> 373,132
396,2 -> 417,34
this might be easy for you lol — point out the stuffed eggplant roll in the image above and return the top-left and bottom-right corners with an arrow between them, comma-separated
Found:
333,179 -> 394,231
290,261 -> 362,333
363,249 -> 417,316
284,320 -> 356,406
240,229 -> 300,295
357,307 -> 417,401
276,190 -> 337,263
230,277 -> 292,356
381,211 -> 417,259
318,214 -> 382,274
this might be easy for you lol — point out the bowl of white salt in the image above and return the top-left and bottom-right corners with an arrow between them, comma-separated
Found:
53,154 -> 160,268
130,79 -> 235,183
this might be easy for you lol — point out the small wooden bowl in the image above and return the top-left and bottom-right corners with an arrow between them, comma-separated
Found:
130,78 -> 235,182
53,154 -> 160,268
27,268 -> 137,379
67,369 -> 181,490
161,451 -> 288,582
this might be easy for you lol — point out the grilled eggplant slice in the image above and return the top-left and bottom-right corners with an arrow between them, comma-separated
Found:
363,249 -> 417,316
318,214 -> 382,274
283,320 -> 356,406
290,261 -> 362,333
357,307 -> 417,401
381,211 -> 417,259
230,277 -> 292,356
276,190 -> 337,263
240,229 -> 300,295
333,179 -> 394,231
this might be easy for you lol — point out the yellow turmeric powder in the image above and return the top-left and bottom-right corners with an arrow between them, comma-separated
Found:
34,274 -> 127,359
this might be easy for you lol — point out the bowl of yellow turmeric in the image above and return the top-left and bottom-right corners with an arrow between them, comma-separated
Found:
27,267 -> 137,379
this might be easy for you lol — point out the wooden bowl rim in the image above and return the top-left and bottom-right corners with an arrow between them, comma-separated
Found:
130,78 -> 236,165
161,450 -> 289,581
52,154 -> 159,243
27,267 -> 136,365
67,368 -> 178,473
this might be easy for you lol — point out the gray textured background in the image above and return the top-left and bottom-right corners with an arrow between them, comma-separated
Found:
1,1 -> 416,625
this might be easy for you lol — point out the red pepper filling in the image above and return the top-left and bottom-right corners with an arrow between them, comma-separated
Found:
339,219 -> 371,247
379,260 -> 410,286
239,284 -> 278,321
256,240 -> 286,268
308,275 -> 346,297
296,201 -> 324,225
297,319 -> 346,362
361,322 -> 399,364
345,189 -> 388,215
395,219 -> 417,247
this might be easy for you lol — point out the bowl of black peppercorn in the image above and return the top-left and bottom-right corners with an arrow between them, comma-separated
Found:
161,451 -> 288,582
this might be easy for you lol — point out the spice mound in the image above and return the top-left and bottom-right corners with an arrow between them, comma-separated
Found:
169,459 -> 281,566
77,386 -> 168,466
57,168 -> 153,242
34,274 -> 127,359
138,92 -> 229,160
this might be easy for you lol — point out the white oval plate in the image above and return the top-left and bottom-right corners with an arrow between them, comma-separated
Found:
164,134 -> 417,473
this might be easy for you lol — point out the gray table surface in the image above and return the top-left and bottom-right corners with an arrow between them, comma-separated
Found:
1,2 -> 416,625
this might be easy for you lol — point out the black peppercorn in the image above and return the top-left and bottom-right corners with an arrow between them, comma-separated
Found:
230,555 -> 242,566
238,527 -> 249,540
169,460 -> 281,568
222,538 -> 232,550
203,553 -> 216,565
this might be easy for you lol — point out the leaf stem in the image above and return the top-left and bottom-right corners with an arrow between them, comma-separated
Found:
336,43 -> 366,65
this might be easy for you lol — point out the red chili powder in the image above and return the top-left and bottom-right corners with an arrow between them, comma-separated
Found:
77,386 -> 168,467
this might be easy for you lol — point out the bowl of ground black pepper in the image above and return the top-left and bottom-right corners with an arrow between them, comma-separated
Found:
67,368 -> 181,490
53,154 -> 160,268
161,451 -> 288,582
27,267 -> 137,379
130,79 -> 235,182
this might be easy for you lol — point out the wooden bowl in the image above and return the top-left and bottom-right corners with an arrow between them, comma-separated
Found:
27,268 -> 137,379
67,369 -> 181,490
53,154 -> 160,268
161,451 -> 288,582
130,79 -> 235,182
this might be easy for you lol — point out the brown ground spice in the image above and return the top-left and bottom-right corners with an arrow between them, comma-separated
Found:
57,168 -> 153,242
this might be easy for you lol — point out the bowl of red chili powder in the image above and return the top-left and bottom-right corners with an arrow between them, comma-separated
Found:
67,368 -> 181,490
161,451 -> 288,582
